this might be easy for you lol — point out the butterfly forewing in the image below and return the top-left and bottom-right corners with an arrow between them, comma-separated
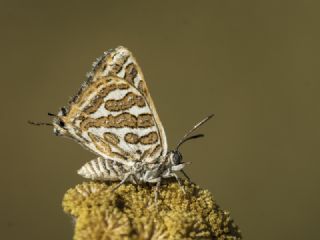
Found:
60,47 -> 167,165
91,46 -> 167,155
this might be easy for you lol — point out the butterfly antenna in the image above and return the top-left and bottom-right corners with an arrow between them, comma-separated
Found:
27,120 -> 53,127
28,112 -> 56,127
176,134 -> 204,150
175,114 -> 214,150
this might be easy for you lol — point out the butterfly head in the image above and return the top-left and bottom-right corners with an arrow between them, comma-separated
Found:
52,117 -> 67,136
166,150 -> 186,172
52,108 -> 68,136
167,150 -> 182,165
165,114 -> 215,173
27,107 -> 69,136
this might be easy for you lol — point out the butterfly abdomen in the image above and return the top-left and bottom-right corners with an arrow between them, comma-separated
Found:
77,158 -> 126,181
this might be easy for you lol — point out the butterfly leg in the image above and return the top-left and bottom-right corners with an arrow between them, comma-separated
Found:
180,169 -> 191,182
144,176 -> 162,206
173,173 -> 186,194
131,174 -> 138,185
154,178 -> 162,206
112,172 -> 132,191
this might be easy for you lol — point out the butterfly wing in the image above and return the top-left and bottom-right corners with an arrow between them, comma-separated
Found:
88,46 -> 168,157
59,74 -> 166,165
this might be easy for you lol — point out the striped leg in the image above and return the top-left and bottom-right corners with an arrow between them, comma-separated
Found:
112,172 -> 132,191
181,169 -> 190,182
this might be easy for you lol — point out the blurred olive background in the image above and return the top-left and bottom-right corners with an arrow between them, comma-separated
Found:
1,0 -> 319,239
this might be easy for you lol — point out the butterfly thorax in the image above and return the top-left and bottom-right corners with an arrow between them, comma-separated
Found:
130,150 -> 185,184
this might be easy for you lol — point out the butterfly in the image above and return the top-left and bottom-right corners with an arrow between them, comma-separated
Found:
29,46 -> 213,199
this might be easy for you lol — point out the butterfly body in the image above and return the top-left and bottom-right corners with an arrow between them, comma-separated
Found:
77,150 -> 186,186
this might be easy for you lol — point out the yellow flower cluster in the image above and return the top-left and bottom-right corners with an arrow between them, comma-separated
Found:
63,181 -> 241,240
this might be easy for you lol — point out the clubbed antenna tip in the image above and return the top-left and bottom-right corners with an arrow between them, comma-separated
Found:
175,114 -> 214,150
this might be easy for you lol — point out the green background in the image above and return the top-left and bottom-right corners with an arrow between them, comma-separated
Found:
1,1 -> 319,239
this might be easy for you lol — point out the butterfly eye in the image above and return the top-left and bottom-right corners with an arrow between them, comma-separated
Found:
61,107 -> 67,116
59,120 -> 65,127
172,151 -> 182,165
